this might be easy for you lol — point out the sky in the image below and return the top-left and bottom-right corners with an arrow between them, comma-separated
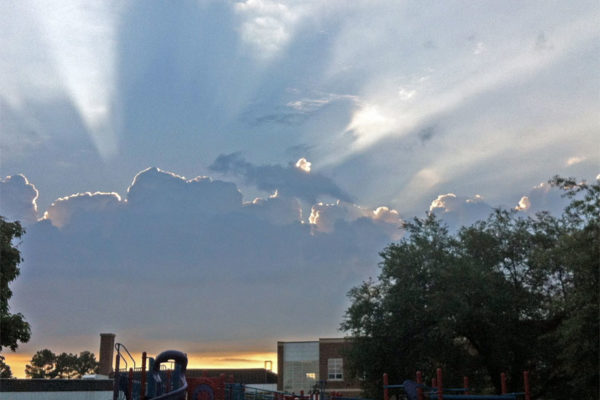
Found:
1,0 -> 598,377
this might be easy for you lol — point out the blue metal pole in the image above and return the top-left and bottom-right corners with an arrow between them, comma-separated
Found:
147,357 -> 156,398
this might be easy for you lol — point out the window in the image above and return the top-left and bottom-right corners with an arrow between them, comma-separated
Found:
327,358 -> 343,381
283,342 -> 319,393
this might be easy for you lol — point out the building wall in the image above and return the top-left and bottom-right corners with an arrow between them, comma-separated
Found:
277,342 -> 284,390
0,379 -> 113,400
318,338 -> 360,397
277,338 -> 361,397
277,341 -> 319,394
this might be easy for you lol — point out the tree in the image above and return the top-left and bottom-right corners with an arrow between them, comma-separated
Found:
25,349 -> 99,379
342,176 -> 599,400
0,217 -> 31,352
0,354 -> 12,378
25,349 -> 56,378
75,351 -> 99,377
54,352 -> 78,379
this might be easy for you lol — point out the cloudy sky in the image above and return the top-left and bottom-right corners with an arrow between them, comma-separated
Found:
1,0 -> 598,376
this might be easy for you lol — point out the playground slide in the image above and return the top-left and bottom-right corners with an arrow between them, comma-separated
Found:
151,350 -> 189,400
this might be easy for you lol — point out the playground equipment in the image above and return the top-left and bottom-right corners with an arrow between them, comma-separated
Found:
383,369 -> 531,400
112,344 -> 243,400
113,345 -> 188,400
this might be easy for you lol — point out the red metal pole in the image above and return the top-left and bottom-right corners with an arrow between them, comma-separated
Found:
416,371 -> 424,400
523,371 -> 531,400
128,368 -> 134,400
463,376 -> 469,395
500,373 -> 507,394
383,373 -> 389,400
436,368 -> 443,400
141,352 -> 147,399
301,390 -> 305,400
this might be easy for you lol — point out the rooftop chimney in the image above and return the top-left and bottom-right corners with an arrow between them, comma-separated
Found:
99,333 -> 115,376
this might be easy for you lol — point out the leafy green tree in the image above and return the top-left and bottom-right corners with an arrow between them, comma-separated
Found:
540,176 -> 599,399
75,351 -> 99,377
25,349 -> 99,379
54,352 -> 78,379
0,354 -> 12,378
342,176 -> 599,400
0,217 -> 31,352
25,349 -> 56,378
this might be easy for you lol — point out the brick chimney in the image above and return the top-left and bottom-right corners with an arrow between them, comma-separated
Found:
98,333 -> 115,376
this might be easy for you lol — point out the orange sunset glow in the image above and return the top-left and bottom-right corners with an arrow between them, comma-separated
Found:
3,351 -> 277,379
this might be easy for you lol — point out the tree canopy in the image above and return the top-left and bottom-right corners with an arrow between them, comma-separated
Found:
341,176 -> 599,400
0,216 -> 31,353
0,355 -> 12,378
25,349 -> 99,379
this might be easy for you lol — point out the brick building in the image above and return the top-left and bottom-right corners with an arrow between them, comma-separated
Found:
277,338 -> 360,397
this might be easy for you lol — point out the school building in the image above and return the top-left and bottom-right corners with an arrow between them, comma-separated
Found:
277,338 -> 361,397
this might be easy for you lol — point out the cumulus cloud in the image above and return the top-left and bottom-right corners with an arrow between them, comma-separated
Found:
126,167 -> 243,216
43,191 -> 122,228
295,157 -> 311,173
429,193 -> 492,230
515,196 -> 531,211
209,154 -> 351,204
0,174 -> 39,224
309,201 -> 403,240
12,168 -> 404,355
245,192 -> 303,225
513,182 -> 569,216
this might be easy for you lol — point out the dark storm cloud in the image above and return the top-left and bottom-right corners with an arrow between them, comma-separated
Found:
209,153 -> 352,204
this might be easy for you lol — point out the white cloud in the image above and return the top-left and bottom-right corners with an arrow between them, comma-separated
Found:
566,156 -> 586,166
295,157 -> 311,173
234,0 -> 306,59
429,193 -> 491,230
514,182 -> 569,216
309,200 -> 402,237
398,88 -> 416,101
429,193 -> 457,213
346,104 -> 397,149
286,93 -> 359,113
515,196 -> 531,211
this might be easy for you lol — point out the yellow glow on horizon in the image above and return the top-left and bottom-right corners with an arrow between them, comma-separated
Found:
186,352 -> 277,371
2,353 -> 31,378
3,351 -> 277,378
